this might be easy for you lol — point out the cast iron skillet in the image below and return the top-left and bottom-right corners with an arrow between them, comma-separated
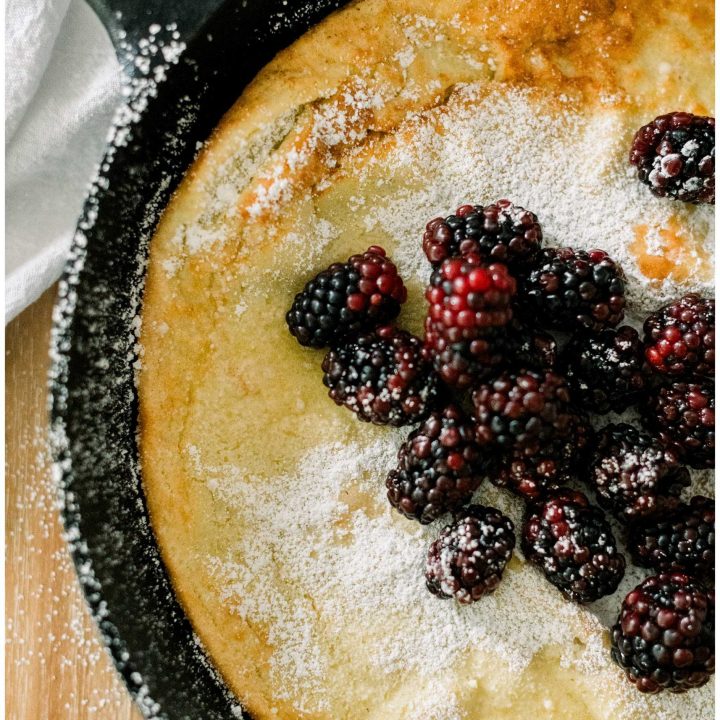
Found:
49,1 -> 349,717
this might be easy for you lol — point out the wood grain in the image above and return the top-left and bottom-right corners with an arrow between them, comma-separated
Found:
5,286 -> 141,720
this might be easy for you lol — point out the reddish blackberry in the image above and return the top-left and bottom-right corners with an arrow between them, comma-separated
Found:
629,112 -> 715,205
561,326 -> 648,414
644,294 -> 715,379
422,200 -> 542,269
589,424 -> 691,522
494,455 -> 569,500
611,573 -> 714,694
286,246 -> 407,347
517,247 -> 626,332
493,414 -> 594,500
424,257 -> 516,389
472,369 -> 577,457
386,405 -> 488,524
322,326 -> 440,426
628,496 -> 714,581
642,381 -> 715,470
522,488 -> 625,603
425,505 -> 515,604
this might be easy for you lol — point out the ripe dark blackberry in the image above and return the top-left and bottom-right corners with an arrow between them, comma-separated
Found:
628,496 -> 714,581
517,247 -> 626,332
493,414 -> 594,500
589,424 -> 691,522
425,505 -> 515,604
611,573 -> 714,694
522,488 -> 626,603
424,257 -> 516,389
501,318 -> 558,372
386,405 -> 487,524
644,294 -> 715,379
629,112 -> 715,204
643,380 -> 715,470
286,246 -> 407,347
322,326 -> 440,426
472,369 -> 577,457
422,200 -> 542,269
561,326 -> 648,414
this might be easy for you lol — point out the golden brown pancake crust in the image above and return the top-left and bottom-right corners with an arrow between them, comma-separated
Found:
139,1 -> 714,718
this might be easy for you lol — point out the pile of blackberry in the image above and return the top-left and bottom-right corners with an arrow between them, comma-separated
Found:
286,158 -> 715,694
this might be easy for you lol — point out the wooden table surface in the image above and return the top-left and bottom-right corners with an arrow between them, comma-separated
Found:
6,286 -> 141,720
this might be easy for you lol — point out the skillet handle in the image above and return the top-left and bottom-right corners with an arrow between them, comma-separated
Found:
86,0 -> 224,74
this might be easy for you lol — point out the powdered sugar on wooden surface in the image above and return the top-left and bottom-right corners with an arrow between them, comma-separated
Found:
7,418 -> 132,718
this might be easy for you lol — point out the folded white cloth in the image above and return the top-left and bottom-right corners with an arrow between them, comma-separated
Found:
5,0 -> 123,322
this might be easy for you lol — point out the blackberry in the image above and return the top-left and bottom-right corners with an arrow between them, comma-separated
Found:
422,331 -> 505,392
517,247 -> 626,332
629,112 -> 715,204
472,369 -> 577,457
611,573 -> 715,693
560,411 -> 596,470
643,381 -> 715,470
628,496 -> 714,581
286,246 -> 407,347
644,294 -> 715,379
425,505 -> 515,603
588,424 -> 691,522
424,257 -> 516,389
494,454 -> 570,500
422,200 -> 542,269
322,326 -> 440,426
493,414 -> 594,500
561,326 -> 648,414
522,488 -> 626,603
501,318 -> 558,372
386,405 -> 487,524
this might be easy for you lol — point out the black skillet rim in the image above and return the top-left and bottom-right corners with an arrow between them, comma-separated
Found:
48,1 -> 348,718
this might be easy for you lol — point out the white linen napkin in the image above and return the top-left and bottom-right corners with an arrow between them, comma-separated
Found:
5,0 -> 123,322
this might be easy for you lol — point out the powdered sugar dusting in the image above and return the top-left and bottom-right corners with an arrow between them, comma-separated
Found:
193,430 -> 711,718
356,84 -> 713,315
47,19 -> 246,719
245,80 -> 385,219
160,107 -> 298,269
7,426 -> 131,716
148,79 -> 717,719
133,26 -> 714,720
